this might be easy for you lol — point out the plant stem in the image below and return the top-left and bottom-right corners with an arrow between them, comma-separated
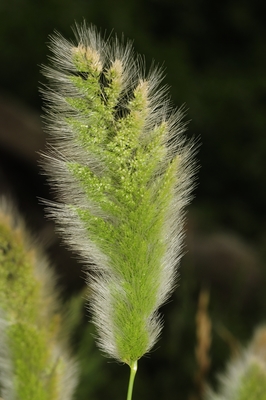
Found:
127,360 -> 138,400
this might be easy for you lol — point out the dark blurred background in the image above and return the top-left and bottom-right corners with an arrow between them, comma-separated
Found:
0,1 -> 266,399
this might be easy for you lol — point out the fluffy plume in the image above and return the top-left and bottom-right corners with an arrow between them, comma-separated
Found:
41,22 -> 195,366
206,326 -> 266,400
0,198 -> 78,400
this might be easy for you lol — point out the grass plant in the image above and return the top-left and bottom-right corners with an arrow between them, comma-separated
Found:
40,22 -> 195,399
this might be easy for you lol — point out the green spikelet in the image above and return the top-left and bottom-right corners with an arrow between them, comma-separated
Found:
0,199 -> 77,400
41,22 -> 195,368
206,326 -> 266,400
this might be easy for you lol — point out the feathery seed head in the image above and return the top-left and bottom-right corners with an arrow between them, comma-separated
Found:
0,199 -> 78,400
41,22 -> 196,365
206,326 -> 266,400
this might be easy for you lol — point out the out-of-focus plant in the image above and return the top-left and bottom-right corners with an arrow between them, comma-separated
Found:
206,326 -> 266,400
0,198 -> 77,400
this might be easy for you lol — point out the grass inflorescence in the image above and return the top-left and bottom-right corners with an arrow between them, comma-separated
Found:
41,22 -> 195,369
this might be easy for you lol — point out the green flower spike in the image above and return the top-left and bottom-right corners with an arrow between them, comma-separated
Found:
41,22 -> 195,399
0,198 -> 77,400
206,326 -> 266,400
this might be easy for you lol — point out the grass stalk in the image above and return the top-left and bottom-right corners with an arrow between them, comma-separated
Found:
127,360 -> 138,400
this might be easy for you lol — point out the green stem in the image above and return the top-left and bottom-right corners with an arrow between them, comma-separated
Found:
127,360 -> 138,400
